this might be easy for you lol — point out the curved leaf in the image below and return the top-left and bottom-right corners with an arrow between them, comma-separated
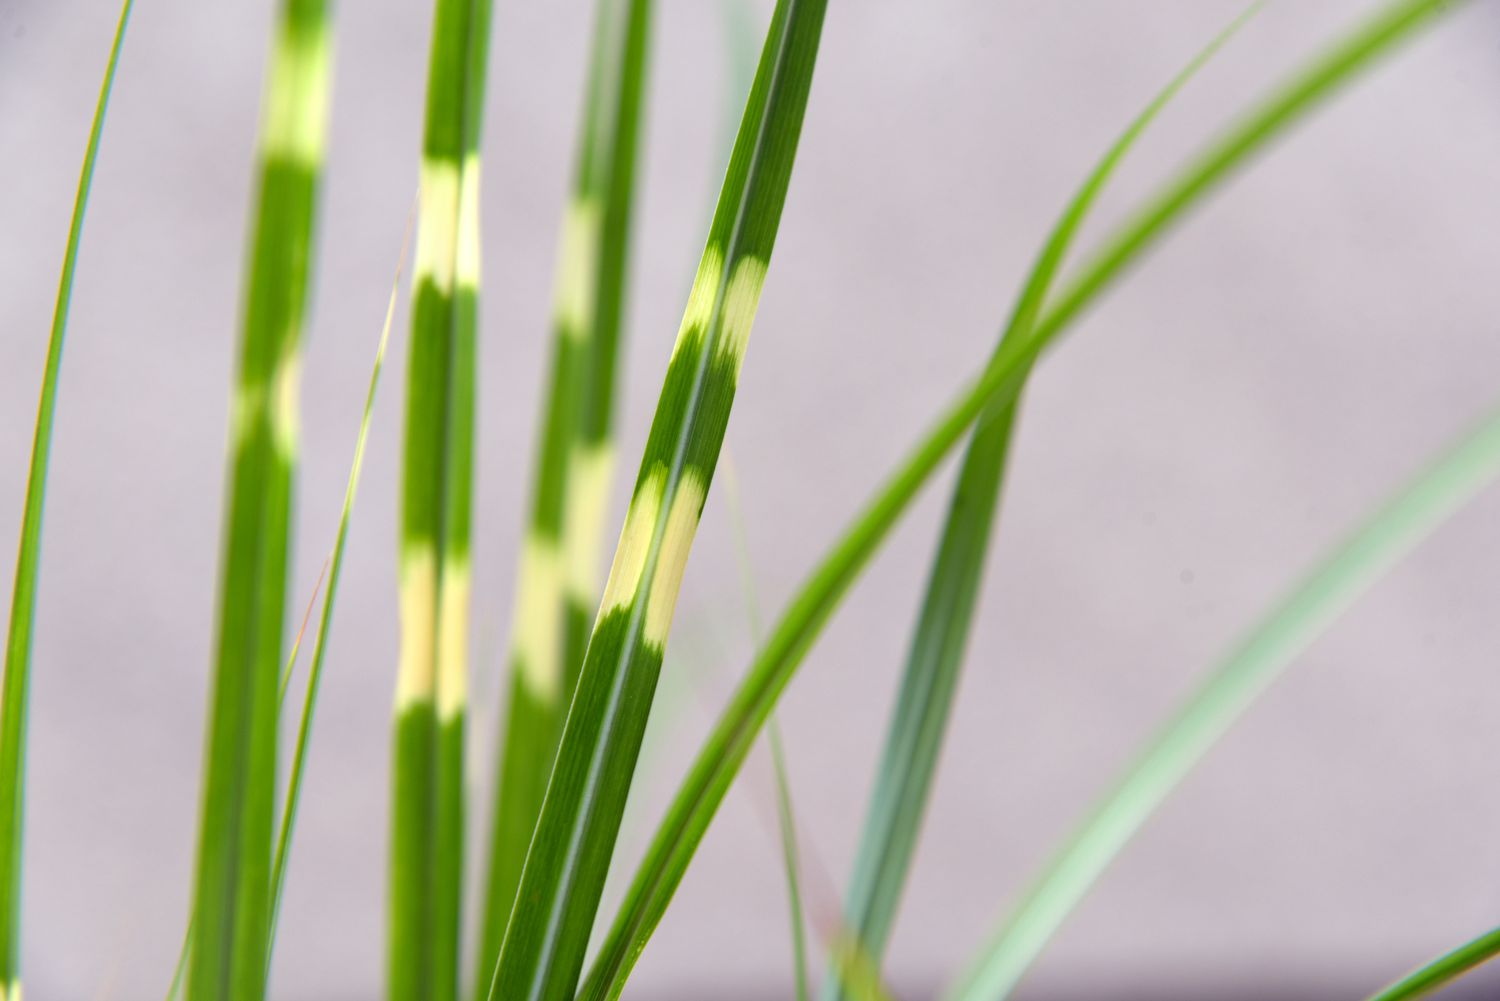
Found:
578,1 -> 1462,996
0,3 -> 134,998
823,11 -> 1257,997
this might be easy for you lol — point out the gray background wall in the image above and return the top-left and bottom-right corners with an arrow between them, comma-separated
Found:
3,1 -> 1500,997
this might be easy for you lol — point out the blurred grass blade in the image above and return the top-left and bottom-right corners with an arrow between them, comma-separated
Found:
474,1 -> 651,991
268,209 -> 413,955
578,2 -> 1461,995
948,405 -> 1500,1001
723,453 -> 811,1001
0,2 -> 133,998
487,2 -> 828,999
390,0 -> 495,998
1367,925 -> 1500,1001
186,1 -> 334,999
824,12 -> 1255,998
769,723 -> 811,1001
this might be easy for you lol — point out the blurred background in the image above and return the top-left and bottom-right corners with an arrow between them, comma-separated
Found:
4,0 -> 1500,997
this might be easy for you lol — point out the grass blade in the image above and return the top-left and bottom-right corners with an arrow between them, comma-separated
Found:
474,2 -> 651,991
948,402 -> 1500,1001
268,208 -> 413,958
0,3 -> 133,998
577,1 -> 1463,995
823,12 -> 1256,997
768,724 -> 812,1001
185,2 -> 334,999
1367,925 -> 1500,1001
390,0 -> 496,998
722,453 -> 811,1001
486,2 -> 829,998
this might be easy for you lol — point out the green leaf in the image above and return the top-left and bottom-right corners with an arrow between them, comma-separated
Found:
485,2 -> 829,999
1366,925 -> 1500,1001
0,3 -> 133,998
721,453 -> 811,1001
949,401 -> 1500,1001
473,3 -> 651,993
822,11 -> 1257,998
577,1 -> 1463,996
185,1 -> 334,999
390,0 -> 496,998
268,208 -> 412,959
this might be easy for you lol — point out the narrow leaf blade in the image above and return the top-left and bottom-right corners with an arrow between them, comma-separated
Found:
578,2 -> 1462,995
474,3 -> 652,993
1367,925 -> 1500,1001
487,2 -> 830,999
824,11 -> 1256,996
0,3 -> 134,998
186,2 -> 334,998
390,2 -> 496,998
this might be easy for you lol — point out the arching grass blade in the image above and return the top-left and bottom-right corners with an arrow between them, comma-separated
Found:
186,1 -> 334,999
474,3 -> 651,992
577,2 -> 1463,996
1367,925 -> 1500,1001
390,1 -> 496,999
269,207 -> 413,958
823,11 -> 1256,998
722,452 -> 811,1001
948,402 -> 1500,1001
485,2 -> 829,999
0,4 -> 133,1000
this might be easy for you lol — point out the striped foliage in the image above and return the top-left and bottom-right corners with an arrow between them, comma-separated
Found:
822,12 -> 1256,998
186,2 -> 334,1000
485,2 -> 828,999
0,4 -> 133,1000
574,1 -> 1463,996
1368,924 -> 1500,1001
474,1 -> 651,991
391,0 -> 495,998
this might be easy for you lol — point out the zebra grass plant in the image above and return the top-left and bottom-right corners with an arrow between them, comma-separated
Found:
2,0 -> 1497,999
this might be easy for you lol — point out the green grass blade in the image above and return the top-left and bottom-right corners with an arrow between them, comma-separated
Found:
1367,925 -> 1500,1001
823,12 -> 1255,998
768,723 -> 811,1001
278,559 -> 329,706
577,2 -> 1462,994
0,4 -> 133,998
722,453 -> 811,1001
268,210 -> 411,960
185,2 -> 334,999
486,3 -> 828,999
391,0 -> 495,998
948,404 -> 1500,1001
474,2 -> 651,992
167,548 -> 329,998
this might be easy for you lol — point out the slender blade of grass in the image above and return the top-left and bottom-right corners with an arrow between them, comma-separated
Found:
822,12 -> 1256,998
948,402 -> 1500,1001
576,2 -> 1463,996
186,2 -> 334,999
474,3 -> 651,993
0,4 -> 133,999
268,208 -> 413,962
390,1 -> 495,999
722,452 -> 812,1001
768,724 -> 812,1001
1367,925 -> 1500,1001
277,559 -> 329,707
485,3 -> 828,999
